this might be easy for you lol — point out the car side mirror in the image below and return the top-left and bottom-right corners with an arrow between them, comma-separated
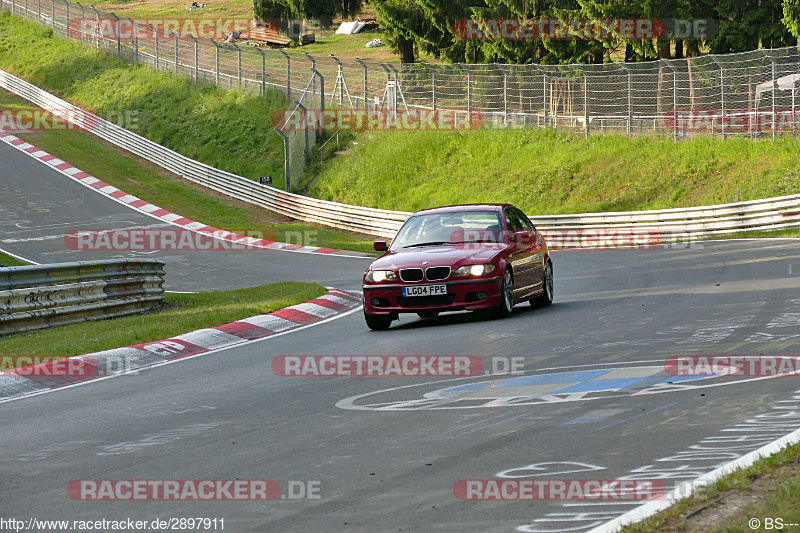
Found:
512,230 -> 532,250
374,240 -> 388,252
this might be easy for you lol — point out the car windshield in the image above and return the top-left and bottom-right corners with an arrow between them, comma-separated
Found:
390,211 -> 503,249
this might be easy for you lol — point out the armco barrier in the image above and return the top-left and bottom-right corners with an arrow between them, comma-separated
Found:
0,259 -> 165,335
2,68 -> 800,242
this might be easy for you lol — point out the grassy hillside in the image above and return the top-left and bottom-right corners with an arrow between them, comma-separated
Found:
309,128 -> 800,215
0,12 -> 290,188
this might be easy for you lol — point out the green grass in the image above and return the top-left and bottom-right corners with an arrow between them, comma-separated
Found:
0,251 -> 29,266
0,11 -> 289,187
0,281 -> 326,357
310,128 -> 800,216
0,67 -> 374,253
625,443 -> 800,532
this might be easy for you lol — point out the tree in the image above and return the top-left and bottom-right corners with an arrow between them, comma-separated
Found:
254,0 -> 363,23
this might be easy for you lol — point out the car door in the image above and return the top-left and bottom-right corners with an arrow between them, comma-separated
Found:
503,207 -> 536,299
517,208 -> 546,292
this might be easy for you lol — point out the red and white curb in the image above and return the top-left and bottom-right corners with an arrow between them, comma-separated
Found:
0,287 -> 362,402
0,130 -> 368,257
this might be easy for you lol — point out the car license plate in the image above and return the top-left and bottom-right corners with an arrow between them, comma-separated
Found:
402,284 -> 447,297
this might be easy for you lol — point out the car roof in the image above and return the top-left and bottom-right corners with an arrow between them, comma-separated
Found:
412,204 -> 510,215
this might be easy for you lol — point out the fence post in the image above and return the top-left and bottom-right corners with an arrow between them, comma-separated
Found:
329,54 -> 344,106
533,64 -> 549,128
89,5 -> 101,49
303,52 -> 316,97
111,13 -> 121,56
315,69 -> 325,130
708,56 -> 725,139
457,63 -> 472,112
230,42 -> 242,86
576,65 -> 589,137
294,101 -> 310,161
64,0 -> 68,36
165,29 -> 176,74
254,46 -> 266,96
620,64 -> 632,136
355,58 -> 368,109
49,0 -> 53,28
189,34 -> 198,82
154,24 -> 160,69
420,61 -> 436,110
210,39 -> 221,86
278,49 -> 291,101
76,2 -> 84,39
769,53 -> 777,140
274,128 -> 291,192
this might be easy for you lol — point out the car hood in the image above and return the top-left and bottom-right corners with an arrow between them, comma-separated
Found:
369,244 -> 503,270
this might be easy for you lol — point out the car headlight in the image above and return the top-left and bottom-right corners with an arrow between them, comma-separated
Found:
366,270 -> 397,282
453,264 -> 496,277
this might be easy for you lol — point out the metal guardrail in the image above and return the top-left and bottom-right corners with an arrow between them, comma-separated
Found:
1,68 -> 800,242
0,259 -> 166,335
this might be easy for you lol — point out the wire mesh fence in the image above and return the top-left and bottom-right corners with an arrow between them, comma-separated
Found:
4,0 -> 800,187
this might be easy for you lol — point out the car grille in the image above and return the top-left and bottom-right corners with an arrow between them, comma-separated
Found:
425,266 -> 451,281
397,295 -> 457,308
399,268 -> 424,282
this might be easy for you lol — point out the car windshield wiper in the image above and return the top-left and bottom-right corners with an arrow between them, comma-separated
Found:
403,241 -> 449,247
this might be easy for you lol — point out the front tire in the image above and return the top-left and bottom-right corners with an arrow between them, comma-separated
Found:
364,311 -> 393,330
532,260 -> 553,307
493,268 -> 514,318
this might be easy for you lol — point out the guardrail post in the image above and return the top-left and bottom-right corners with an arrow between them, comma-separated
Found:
278,49 -> 291,100
421,61 -> 436,110
354,58 -> 368,109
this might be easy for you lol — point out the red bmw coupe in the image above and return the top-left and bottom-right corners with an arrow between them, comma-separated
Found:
362,204 -> 553,330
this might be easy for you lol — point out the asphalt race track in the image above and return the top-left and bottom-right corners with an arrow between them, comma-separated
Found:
3,141 -> 800,532
0,141 -> 371,291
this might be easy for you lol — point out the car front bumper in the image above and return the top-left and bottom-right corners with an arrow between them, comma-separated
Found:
362,277 -> 503,315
